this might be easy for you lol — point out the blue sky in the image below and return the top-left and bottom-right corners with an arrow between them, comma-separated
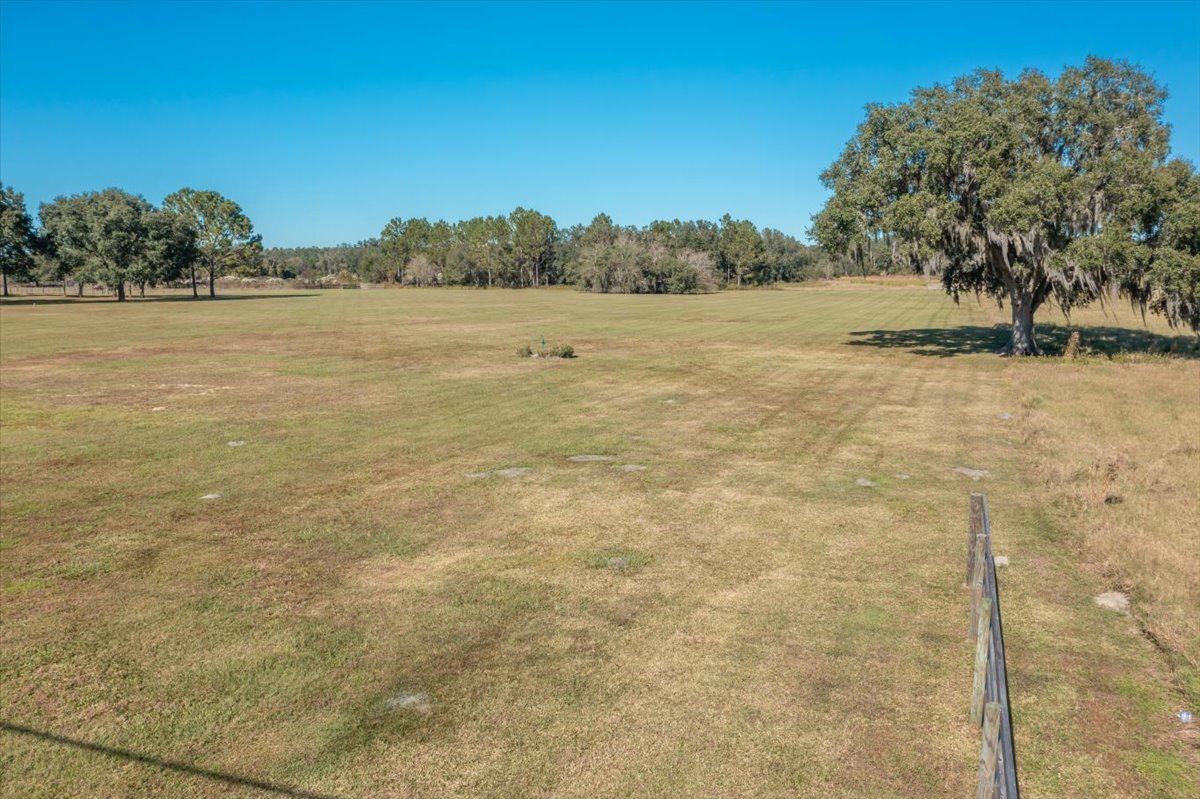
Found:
2,1 -> 1198,247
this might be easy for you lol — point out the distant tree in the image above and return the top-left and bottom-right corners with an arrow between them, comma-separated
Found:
162,188 -> 259,298
1,184 -> 38,296
457,215 -> 510,287
404,253 -> 438,286
645,245 -> 719,294
441,242 -> 472,285
578,235 -> 647,293
508,207 -> 556,286
761,228 -> 814,283
39,189 -> 157,301
649,219 -> 721,256
813,57 -> 1200,354
356,245 -> 391,283
581,213 -> 618,248
719,214 -> 765,286
380,217 -> 432,283
427,220 -> 455,272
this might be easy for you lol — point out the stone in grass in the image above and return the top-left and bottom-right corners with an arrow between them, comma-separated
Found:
993,555 -> 1009,568
893,473 -> 911,480
568,455 -> 615,463
952,467 -> 991,481
996,412 -> 1014,421
227,440 -> 246,447
855,478 -> 877,488
619,464 -> 647,472
151,406 -> 166,412
1094,591 -> 1130,613
200,493 -> 222,500
386,692 -> 432,714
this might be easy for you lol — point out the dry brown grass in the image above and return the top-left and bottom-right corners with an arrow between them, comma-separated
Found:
0,285 -> 1196,797
1001,303 -> 1200,690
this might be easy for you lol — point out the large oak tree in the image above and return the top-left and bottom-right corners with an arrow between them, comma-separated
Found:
812,57 -> 1200,355
39,189 -> 195,301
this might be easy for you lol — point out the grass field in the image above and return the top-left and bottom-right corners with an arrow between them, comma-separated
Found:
1,283 -> 1197,798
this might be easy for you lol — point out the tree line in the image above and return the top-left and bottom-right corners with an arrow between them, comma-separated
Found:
3,187 -> 842,297
260,211 -> 829,292
0,186 -> 259,300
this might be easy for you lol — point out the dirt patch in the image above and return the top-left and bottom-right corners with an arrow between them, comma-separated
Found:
952,467 -> 990,481
568,455 -> 615,463
1095,591 -> 1130,613
618,464 -> 647,472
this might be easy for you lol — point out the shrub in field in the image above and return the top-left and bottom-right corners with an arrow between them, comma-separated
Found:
518,339 -> 575,358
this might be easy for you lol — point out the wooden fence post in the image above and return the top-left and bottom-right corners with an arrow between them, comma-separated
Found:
969,535 -> 986,640
976,701 -> 1002,799
966,493 -> 985,586
970,596 -> 992,725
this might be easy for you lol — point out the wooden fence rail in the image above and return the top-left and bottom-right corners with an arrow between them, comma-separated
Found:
965,493 -> 1020,799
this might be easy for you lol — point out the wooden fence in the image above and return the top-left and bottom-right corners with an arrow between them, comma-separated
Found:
965,493 -> 1020,799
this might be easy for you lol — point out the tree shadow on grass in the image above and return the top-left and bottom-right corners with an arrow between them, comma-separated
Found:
847,323 -> 1200,359
0,293 -> 318,306
1,721 -> 342,798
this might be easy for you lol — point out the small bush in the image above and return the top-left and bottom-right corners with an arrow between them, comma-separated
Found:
519,341 -> 576,358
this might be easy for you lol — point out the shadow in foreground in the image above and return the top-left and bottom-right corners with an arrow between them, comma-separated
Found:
0,722 -> 342,799
847,323 -> 1199,359
0,293 -> 318,306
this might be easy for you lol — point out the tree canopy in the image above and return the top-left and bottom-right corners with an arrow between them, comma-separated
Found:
163,188 -> 260,298
812,56 -> 1200,354
39,189 -> 197,301
0,184 -> 38,296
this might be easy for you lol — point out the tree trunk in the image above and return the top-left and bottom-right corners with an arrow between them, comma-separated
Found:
1008,290 -> 1041,356
209,266 -> 216,298
139,282 -> 146,298
78,281 -> 84,297
191,264 -> 198,298
2,271 -> 7,296
117,282 -> 126,302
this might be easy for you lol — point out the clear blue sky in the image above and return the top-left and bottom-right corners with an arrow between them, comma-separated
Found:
2,0 -> 1198,247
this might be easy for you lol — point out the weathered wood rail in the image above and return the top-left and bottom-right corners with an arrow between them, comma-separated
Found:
965,493 -> 1020,799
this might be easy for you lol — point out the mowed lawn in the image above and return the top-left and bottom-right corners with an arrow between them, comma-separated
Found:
1,284 -> 1197,798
